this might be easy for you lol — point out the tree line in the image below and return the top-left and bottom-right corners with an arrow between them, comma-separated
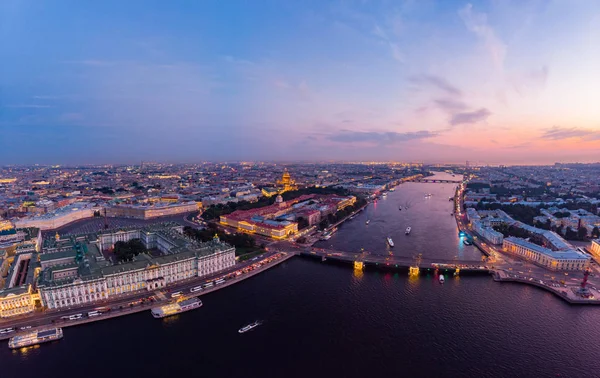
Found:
318,197 -> 368,230
113,239 -> 146,262
183,224 -> 259,252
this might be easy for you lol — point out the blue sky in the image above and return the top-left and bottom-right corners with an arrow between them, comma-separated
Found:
1,0 -> 600,164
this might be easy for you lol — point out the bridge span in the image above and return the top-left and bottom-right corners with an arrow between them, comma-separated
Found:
410,178 -> 462,183
300,247 -> 490,274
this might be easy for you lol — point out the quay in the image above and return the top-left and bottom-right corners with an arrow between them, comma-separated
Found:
0,251 -> 295,342
492,269 -> 600,305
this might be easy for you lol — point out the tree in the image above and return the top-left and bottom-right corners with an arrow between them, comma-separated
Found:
565,227 -> 577,240
297,217 -> 309,230
592,226 -> 600,239
578,227 -> 588,240
114,239 -> 146,262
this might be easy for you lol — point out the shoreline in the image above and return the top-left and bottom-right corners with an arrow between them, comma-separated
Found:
0,252 -> 296,342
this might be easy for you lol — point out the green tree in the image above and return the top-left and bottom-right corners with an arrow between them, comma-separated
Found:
578,227 -> 588,240
114,239 -> 146,262
565,227 -> 577,240
297,217 -> 309,230
592,226 -> 600,239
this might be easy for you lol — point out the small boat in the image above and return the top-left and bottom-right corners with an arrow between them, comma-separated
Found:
463,239 -> 472,246
239,320 -> 261,334
398,206 -> 402,211
365,220 -> 370,225
382,192 -> 387,198
387,237 -> 394,247
439,275 -> 445,284
8,328 -> 63,349
405,227 -> 411,235
425,193 -> 432,198
389,188 -> 395,192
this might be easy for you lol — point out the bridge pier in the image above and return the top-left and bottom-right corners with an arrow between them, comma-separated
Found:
409,266 -> 420,276
354,261 -> 364,270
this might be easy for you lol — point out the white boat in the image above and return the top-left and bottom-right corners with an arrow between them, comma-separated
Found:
151,297 -> 203,319
439,275 -> 445,284
405,227 -> 411,235
239,320 -> 261,334
425,193 -> 432,198
387,237 -> 394,247
382,192 -> 387,198
8,328 -> 63,349
365,220 -> 370,225
389,188 -> 395,192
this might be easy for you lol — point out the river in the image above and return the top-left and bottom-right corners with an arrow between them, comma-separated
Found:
3,172 -> 600,378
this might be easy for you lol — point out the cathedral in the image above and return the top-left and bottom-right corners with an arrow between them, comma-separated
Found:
262,169 -> 298,197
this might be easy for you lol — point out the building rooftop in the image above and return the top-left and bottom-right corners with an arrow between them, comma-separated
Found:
504,237 -> 589,260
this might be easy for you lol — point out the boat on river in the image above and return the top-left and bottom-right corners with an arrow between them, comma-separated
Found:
8,328 -> 63,349
239,321 -> 261,334
151,297 -> 202,318
387,237 -> 394,247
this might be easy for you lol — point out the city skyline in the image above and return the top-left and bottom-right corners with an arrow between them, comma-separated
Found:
2,0 -> 600,164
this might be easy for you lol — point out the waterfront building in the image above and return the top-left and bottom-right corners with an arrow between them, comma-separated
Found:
502,237 -> 590,271
37,224 -> 235,310
0,285 -> 38,318
471,220 -> 504,245
220,194 -> 354,239
590,239 -> 600,261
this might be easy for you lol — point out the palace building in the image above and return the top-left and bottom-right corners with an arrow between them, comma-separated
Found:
36,223 -> 235,310
502,237 -> 590,271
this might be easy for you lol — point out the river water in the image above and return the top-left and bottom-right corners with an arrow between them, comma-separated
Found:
3,173 -> 600,378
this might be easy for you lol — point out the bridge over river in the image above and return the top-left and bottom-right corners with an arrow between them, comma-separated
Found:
300,247 -> 490,274
410,178 -> 462,183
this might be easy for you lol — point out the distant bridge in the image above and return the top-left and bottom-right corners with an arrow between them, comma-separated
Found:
410,178 -> 462,184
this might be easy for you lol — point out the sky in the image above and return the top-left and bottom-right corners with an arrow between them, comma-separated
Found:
1,0 -> 600,165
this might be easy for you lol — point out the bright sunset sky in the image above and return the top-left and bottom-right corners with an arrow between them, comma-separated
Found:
1,0 -> 600,164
